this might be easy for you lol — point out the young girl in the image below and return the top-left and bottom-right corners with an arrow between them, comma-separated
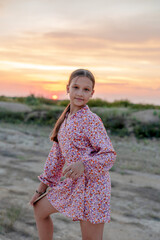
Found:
30,69 -> 117,240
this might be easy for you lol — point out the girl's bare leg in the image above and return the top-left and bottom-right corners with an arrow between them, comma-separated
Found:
33,196 -> 58,240
80,220 -> 104,240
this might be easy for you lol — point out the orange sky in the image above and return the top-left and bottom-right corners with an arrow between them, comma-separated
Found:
0,0 -> 160,104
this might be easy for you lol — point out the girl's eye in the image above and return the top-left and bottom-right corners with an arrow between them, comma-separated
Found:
73,86 -> 89,91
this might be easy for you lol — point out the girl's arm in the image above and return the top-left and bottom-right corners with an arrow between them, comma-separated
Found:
82,114 -> 117,180
38,141 -> 65,187
29,141 -> 65,205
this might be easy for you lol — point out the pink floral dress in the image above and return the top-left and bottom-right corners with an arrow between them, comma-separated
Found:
38,105 -> 116,224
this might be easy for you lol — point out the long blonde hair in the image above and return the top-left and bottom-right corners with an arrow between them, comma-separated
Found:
50,69 -> 95,142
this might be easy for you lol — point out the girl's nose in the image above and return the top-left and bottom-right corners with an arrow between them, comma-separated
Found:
77,89 -> 83,95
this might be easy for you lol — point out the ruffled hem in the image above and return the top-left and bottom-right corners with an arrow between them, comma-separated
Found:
46,194 -> 110,224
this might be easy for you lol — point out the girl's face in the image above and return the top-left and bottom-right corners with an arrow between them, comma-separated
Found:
67,76 -> 94,107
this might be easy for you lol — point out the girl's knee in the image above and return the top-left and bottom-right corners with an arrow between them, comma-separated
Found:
33,201 -> 47,220
33,197 -> 58,220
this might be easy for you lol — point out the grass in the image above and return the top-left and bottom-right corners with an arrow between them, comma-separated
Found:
6,206 -> 22,228
0,205 -> 23,232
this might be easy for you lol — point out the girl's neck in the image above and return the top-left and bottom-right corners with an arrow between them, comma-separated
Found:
69,104 -> 85,116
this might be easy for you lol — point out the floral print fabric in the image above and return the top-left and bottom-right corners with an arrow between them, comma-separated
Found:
38,105 -> 116,224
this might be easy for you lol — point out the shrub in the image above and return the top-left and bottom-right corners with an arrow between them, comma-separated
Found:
96,111 -> 130,137
24,109 -> 63,125
38,97 -> 58,105
57,99 -> 70,107
0,111 -> 25,123
25,94 -> 40,106
153,110 -> 158,116
42,109 -> 62,125
106,117 -> 129,137
111,99 -> 132,108
88,98 -> 110,107
133,122 -> 160,138
0,96 -> 10,102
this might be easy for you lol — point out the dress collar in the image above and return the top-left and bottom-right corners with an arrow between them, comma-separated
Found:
66,104 -> 90,119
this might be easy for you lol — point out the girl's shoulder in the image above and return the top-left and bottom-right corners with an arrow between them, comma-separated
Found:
81,107 -> 103,126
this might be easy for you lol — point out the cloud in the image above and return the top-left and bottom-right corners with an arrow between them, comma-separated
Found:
1,28 -> 160,78
132,86 -> 160,92
97,82 -> 129,87
45,31 -> 83,39
85,12 -> 160,43
1,0 -> 160,43
31,80 -> 64,85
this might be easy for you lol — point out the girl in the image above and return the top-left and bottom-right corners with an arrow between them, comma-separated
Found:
30,69 -> 117,240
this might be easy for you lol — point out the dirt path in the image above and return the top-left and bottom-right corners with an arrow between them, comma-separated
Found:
0,123 -> 160,240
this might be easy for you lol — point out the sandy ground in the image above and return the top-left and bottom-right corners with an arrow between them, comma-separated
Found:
0,102 -> 32,113
0,122 -> 160,240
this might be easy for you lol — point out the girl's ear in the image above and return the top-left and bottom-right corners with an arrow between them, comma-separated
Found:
91,89 -> 95,97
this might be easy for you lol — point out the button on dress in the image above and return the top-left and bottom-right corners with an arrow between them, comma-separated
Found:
38,105 -> 117,224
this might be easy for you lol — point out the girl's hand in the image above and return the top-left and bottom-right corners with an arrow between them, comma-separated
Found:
62,161 -> 85,180
29,192 -> 41,206
29,183 -> 47,206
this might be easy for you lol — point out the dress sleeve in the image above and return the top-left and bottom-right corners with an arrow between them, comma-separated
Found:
38,141 -> 65,187
82,115 -> 117,180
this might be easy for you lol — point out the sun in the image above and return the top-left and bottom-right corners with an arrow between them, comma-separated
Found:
51,95 -> 58,100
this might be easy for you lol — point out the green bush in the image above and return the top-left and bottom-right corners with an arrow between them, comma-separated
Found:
88,98 -> 110,107
11,95 -> 58,106
57,99 -> 70,107
39,109 -> 62,125
111,99 -> 132,108
153,110 -> 158,116
105,117 -> 129,137
13,96 -> 25,104
25,94 -> 40,106
96,111 -> 129,137
24,109 -> 63,125
0,111 -> 25,123
38,97 -> 58,105
133,122 -> 160,138
0,96 -> 10,102
114,128 -> 129,137
131,103 -> 160,110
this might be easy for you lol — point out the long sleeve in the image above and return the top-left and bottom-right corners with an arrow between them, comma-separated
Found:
82,114 -> 117,180
38,141 -> 65,187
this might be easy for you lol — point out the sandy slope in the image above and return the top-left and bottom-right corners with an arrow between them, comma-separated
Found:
0,102 -> 32,112
0,123 -> 160,240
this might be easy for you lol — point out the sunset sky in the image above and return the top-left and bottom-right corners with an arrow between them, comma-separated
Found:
0,0 -> 160,104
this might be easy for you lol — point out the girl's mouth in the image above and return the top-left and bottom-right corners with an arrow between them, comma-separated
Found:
75,98 -> 83,101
